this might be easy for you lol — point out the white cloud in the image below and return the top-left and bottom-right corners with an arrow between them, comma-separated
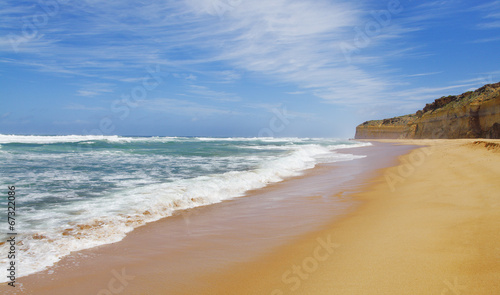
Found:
137,98 -> 239,117
0,0 -> 383,103
475,1 -> 500,29
244,103 -> 283,111
390,83 -> 481,102
0,0 -> 469,107
64,104 -> 105,111
472,36 -> 500,43
53,119 -> 91,125
186,84 -> 241,102
210,70 -> 241,83
479,21 -> 500,28
286,91 -> 306,95
177,0 -> 437,104
404,72 -> 443,78
75,83 -> 114,97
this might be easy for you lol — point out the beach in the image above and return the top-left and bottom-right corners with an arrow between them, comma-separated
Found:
3,139 -> 500,294
214,139 -> 500,295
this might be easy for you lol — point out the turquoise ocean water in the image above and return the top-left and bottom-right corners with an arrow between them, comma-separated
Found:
0,135 -> 370,281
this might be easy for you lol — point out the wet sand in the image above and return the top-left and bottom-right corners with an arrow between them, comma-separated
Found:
2,142 -> 413,294
4,139 -> 500,294
203,139 -> 500,294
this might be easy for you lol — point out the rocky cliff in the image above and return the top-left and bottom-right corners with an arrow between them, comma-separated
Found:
355,82 -> 500,139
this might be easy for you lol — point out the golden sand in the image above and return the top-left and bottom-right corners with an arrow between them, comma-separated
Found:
200,139 -> 500,294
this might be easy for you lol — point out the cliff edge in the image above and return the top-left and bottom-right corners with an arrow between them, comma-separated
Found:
355,82 -> 500,139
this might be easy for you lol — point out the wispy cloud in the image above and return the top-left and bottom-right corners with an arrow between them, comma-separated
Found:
185,84 -> 241,102
182,0 -> 391,103
472,36 -> 500,43
173,73 -> 198,81
64,103 -> 106,111
243,102 -> 314,120
479,21 -> 500,28
0,0 -> 396,103
0,0 -> 485,108
76,90 -> 102,97
75,83 -> 114,97
475,1 -> 500,29
391,82 -> 481,102
244,102 -> 283,111
53,119 -> 91,125
137,98 -> 239,117
404,71 -> 443,78
211,70 -> 241,83
286,91 -> 306,95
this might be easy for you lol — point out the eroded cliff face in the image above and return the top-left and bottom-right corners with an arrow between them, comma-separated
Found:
355,115 -> 415,139
355,82 -> 500,139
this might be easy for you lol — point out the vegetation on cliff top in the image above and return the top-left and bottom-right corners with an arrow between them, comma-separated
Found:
361,82 -> 500,127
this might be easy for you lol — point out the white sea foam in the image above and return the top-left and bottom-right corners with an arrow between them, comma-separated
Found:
0,134 -> 186,144
0,134 -> 368,147
0,134 -> 116,144
0,134 -> 294,144
0,137 -> 370,282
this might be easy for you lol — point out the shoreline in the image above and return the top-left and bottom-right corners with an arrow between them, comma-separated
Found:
0,138 -> 368,286
1,141 -> 414,294
4,139 -> 499,294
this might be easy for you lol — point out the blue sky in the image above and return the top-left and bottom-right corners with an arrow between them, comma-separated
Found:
1,0 -> 499,138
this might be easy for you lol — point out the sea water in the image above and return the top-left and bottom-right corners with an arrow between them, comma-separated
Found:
0,135 -> 370,281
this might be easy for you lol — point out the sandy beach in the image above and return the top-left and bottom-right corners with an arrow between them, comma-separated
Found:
206,139 -> 500,295
3,139 -> 500,294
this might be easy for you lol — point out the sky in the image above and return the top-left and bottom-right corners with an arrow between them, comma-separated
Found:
1,0 -> 499,138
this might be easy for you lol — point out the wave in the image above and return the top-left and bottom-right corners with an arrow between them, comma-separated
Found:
0,138 -> 370,282
0,134 -> 357,145
0,134 -> 182,144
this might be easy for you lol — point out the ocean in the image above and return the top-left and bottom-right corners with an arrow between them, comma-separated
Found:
0,135 -> 370,282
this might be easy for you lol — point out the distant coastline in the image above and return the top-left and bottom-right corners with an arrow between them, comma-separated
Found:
355,82 -> 500,139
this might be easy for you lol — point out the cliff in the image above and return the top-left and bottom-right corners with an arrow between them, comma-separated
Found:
355,82 -> 500,139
